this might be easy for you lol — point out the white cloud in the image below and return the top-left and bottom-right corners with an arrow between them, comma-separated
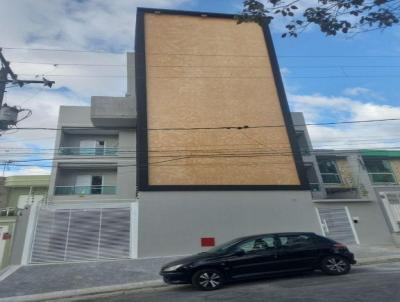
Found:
289,93 -> 400,149
0,0 -> 192,175
1,0 -> 192,98
3,166 -> 50,177
280,67 -> 291,76
343,87 -> 384,100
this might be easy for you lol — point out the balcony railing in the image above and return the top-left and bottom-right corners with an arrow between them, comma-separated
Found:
0,207 -> 17,217
55,185 -> 116,195
320,173 -> 341,184
368,172 -> 397,185
309,183 -> 321,191
58,147 -> 118,156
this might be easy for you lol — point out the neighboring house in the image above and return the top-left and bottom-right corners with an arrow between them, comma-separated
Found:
293,113 -> 397,247
5,175 -> 49,209
361,150 -> 400,244
0,175 -> 49,269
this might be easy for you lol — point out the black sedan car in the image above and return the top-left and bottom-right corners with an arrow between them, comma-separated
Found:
160,232 -> 356,290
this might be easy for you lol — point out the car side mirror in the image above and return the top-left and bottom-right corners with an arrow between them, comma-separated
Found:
234,249 -> 245,257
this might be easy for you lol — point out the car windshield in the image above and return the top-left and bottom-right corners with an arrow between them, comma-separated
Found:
205,238 -> 244,254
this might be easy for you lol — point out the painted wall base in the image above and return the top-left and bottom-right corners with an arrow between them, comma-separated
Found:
137,191 -> 321,258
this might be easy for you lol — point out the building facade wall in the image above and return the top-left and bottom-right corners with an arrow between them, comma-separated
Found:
9,206 -> 32,266
0,177 -> 7,208
0,217 -> 16,269
137,191 -> 321,257
48,107 -> 136,204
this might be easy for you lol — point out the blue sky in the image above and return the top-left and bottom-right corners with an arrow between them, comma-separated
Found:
1,0 -> 400,175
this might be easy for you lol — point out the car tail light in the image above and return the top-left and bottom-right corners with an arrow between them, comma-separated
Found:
334,243 -> 348,249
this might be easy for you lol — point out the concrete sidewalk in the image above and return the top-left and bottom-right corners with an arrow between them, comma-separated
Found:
0,256 -> 177,300
351,245 -> 400,265
0,246 -> 399,302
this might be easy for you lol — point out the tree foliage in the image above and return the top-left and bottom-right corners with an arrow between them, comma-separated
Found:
237,0 -> 400,37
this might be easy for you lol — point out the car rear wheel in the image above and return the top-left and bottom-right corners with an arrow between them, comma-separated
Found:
192,269 -> 224,291
320,255 -> 351,275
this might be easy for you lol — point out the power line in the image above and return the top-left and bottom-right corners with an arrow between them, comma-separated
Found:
2,136 -> 400,155
6,117 -> 400,132
4,47 -> 400,58
11,61 -> 400,70
11,61 -> 125,67
2,47 -> 120,54
14,73 -> 400,80
3,146 -> 400,166
3,133 -> 400,152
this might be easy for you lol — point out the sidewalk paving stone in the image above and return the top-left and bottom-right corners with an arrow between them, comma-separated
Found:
0,257 -> 176,298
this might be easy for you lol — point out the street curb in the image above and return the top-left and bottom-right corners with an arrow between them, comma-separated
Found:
356,257 -> 400,266
0,280 -> 167,302
0,266 -> 20,282
2,257 -> 400,302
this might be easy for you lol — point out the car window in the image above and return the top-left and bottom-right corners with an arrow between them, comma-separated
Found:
278,234 -> 314,249
235,236 -> 276,254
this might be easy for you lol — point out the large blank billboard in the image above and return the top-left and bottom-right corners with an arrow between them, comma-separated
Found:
135,8 -> 307,190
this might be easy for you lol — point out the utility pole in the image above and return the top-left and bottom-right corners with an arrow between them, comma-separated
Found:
0,47 -> 55,130
0,68 -> 7,108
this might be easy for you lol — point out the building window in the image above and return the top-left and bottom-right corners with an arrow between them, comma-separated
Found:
91,175 -> 103,194
318,159 -> 341,184
364,159 -> 396,184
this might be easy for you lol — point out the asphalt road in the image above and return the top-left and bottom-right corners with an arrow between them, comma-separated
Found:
80,263 -> 400,302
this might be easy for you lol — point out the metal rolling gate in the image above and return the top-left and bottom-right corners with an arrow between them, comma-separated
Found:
30,206 -> 131,263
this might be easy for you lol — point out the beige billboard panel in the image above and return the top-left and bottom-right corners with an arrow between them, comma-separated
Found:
144,13 -> 300,186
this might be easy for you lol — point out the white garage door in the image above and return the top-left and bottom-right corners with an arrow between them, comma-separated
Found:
30,206 -> 132,263
317,207 -> 359,245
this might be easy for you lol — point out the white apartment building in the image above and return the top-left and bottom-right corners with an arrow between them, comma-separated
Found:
17,8 -> 399,266
27,53 -> 139,263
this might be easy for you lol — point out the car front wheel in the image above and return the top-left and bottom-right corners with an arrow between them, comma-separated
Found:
320,255 -> 351,275
192,269 -> 224,291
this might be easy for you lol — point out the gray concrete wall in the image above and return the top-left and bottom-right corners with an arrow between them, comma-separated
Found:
0,177 -> 7,208
58,106 -> 92,127
137,191 -> 321,257
10,207 -> 31,265
127,52 -> 136,99
91,96 -> 136,128
116,130 -> 136,199
292,112 -> 314,150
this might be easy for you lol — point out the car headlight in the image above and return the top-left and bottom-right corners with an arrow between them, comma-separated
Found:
163,264 -> 184,272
